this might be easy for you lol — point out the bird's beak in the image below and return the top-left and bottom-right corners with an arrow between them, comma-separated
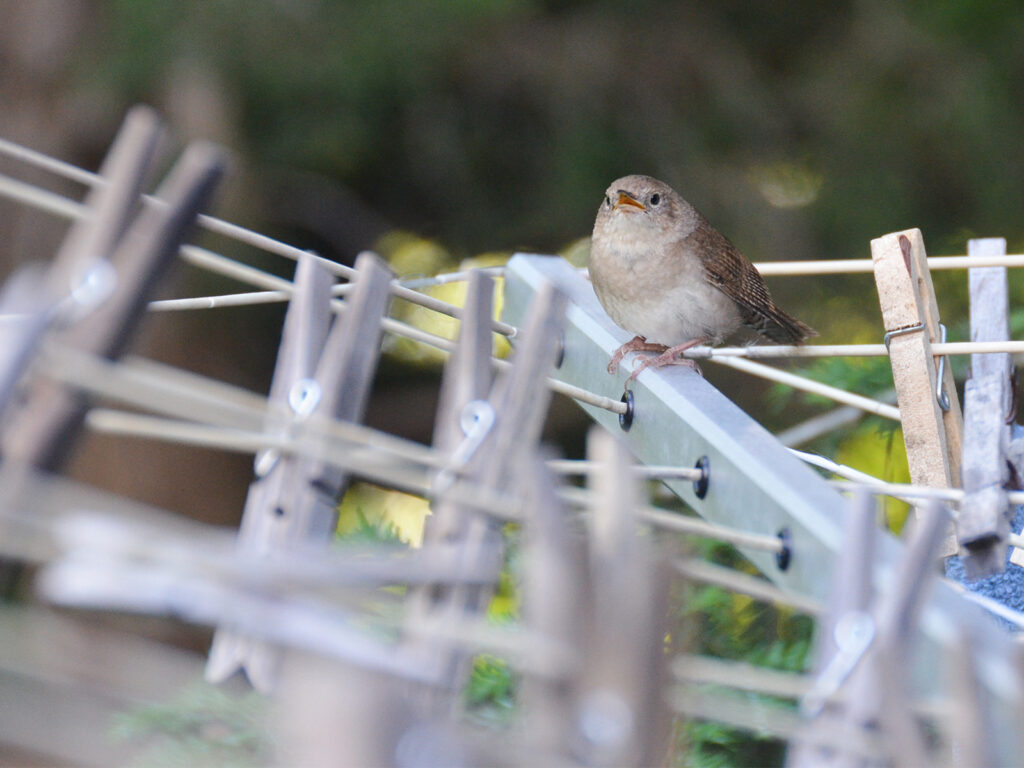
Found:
614,191 -> 646,212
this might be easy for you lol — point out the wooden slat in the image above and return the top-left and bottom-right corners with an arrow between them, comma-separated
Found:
299,251 -> 394,518
960,238 -> 1013,575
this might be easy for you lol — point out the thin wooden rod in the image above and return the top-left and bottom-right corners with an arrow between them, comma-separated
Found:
558,487 -> 785,553
149,289 -> 290,311
754,254 -> 1024,276
547,459 -> 702,480
672,654 -> 813,698
686,341 -> 1024,359
0,141 -> 517,337
0,173 -> 625,415
710,356 -> 900,420
148,282 -> 357,312
398,266 -> 506,290
674,557 -> 824,615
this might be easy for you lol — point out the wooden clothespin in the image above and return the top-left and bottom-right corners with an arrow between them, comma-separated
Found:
206,250 -> 392,691
794,502 -> 950,768
0,106 -> 224,471
958,238 -> 1014,576
521,448 -> 585,758
788,490 -> 876,768
205,251 -> 334,688
0,264 -> 57,412
0,107 -> 163,414
427,268 -> 496,479
406,279 -> 565,694
405,268 -> 496,580
871,229 -> 963,556
569,427 -> 670,768
401,269 -> 501,700
943,628 -> 992,767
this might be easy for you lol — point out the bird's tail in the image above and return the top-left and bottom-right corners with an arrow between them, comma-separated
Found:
749,306 -> 817,345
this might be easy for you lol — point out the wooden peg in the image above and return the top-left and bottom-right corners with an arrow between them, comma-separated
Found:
46,105 -> 163,293
787,490 -> 876,768
959,238 -> 1013,575
0,106 -> 162,428
472,280 -> 566,487
0,139 -> 223,471
431,269 -> 496,453
871,229 -> 962,556
834,503 -> 950,768
572,427 -> 670,768
942,629 -> 992,768
205,252 -> 334,687
521,449 -> 584,756
207,252 -> 391,692
286,250 -> 394,539
406,281 -> 566,696
400,269 -> 500,696
418,268 -> 495,548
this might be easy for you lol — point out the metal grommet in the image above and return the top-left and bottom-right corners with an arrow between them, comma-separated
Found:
776,527 -> 793,571
619,389 -> 634,432
554,330 -> 566,369
693,456 -> 710,499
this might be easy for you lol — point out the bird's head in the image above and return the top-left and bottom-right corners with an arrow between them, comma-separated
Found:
594,175 -> 682,235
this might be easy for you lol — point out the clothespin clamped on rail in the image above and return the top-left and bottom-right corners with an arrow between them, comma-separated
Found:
0,105 -> 224,471
790,493 -> 950,768
959,238 -> 1016,576
206,250 -> 393,691
404,276 -> 566,694
871,228 -> 963,556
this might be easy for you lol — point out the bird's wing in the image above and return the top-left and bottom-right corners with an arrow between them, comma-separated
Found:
691,218 -> 815,344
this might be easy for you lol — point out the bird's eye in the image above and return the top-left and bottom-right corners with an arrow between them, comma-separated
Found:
649,193 -> 661,206
604,195 -> 611,207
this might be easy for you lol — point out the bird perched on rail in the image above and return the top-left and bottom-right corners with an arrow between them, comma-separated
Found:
589,174 -> 815,382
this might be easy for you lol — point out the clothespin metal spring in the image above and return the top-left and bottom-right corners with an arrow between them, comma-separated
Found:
254,377 -> 323,478
431,399 -> 495,494
883,321 -> 951,412
799,609 -> 876,718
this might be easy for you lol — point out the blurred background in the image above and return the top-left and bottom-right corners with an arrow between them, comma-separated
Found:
1,1 -> 1023,764
5,0 -> 1024,516
4,0 -> 1022,518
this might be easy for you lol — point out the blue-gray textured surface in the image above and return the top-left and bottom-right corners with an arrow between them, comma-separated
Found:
945,426 -> 1024,631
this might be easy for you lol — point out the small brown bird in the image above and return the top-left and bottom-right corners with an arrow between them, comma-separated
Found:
590,174 -> 815,382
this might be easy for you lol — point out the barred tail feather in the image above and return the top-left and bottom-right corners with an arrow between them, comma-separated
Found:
747,307 -> 817,345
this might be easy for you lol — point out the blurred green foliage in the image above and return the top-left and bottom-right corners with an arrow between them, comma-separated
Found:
112,682 -> 270,768
75,1 -> 1024,271
673,539 -> 814,768
465,655 -> 517,722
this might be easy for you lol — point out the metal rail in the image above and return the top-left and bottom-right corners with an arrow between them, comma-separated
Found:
501,254 -> 1019,739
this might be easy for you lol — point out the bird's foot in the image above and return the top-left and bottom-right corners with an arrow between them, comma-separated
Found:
624,339 -> 704,384
607,336 -> 668,374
